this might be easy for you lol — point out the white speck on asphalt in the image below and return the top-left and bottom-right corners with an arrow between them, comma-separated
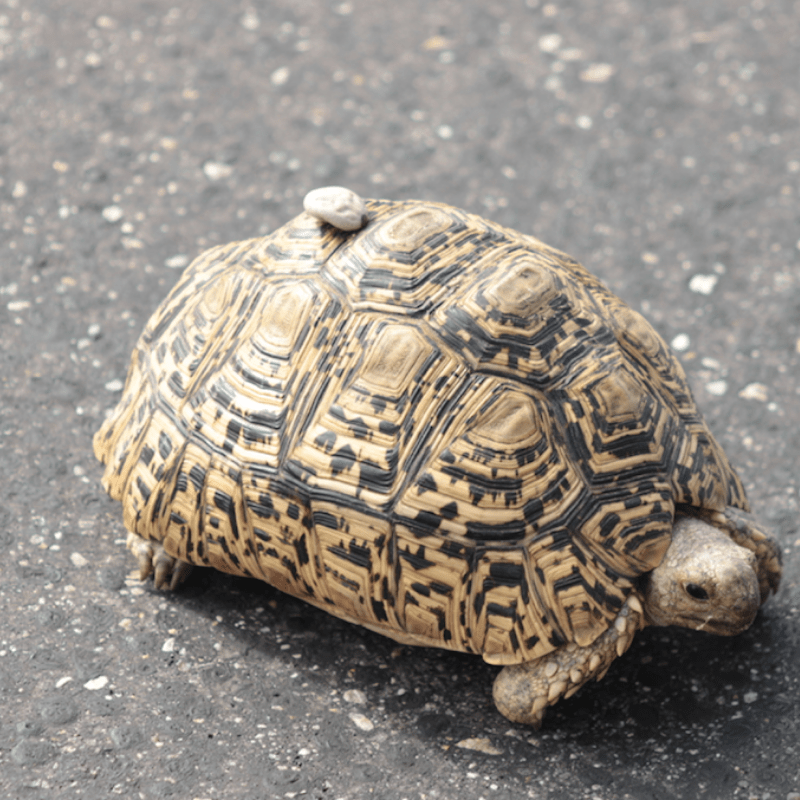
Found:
580,63 -> 615,82
240,10 -> 260,30
349,712 -> 374,731
165,254 -> 190,269
689,274 -> 718,295
538,33 -> 562,53
102,205 -> 124,223
203,162 -> 233,180
671,334 -> 691,352
270,66 -> 290,86
739,382 -> 769,402
456,737 -> 504,755
344,689 -> 367,704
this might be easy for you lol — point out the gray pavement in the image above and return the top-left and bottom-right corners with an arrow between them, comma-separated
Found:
1,1 -> 798,798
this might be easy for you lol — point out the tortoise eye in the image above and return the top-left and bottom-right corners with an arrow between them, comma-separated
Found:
686,583 -> 709,601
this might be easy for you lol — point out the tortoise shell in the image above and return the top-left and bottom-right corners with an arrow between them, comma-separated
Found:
94,197 -> 748,665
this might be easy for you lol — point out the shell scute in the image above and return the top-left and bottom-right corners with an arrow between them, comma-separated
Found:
289,318 -> 466,507
431,255 -> 604,390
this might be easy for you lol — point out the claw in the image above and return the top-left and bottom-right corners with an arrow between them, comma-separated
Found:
153,548 -> 175,590
126,531 -> 155,580
170,559 -> 194,590
627,594 -> 643,615
124,531 -> 193,591
529,695 -> 548,727
547,680 -> 568,702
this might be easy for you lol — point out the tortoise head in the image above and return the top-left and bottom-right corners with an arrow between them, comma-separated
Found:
643,514 -> 760,635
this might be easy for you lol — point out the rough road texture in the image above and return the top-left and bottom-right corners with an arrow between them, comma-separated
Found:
1,1 -> 798,799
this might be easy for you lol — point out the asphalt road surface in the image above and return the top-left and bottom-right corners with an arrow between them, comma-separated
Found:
1,1 -> 798,799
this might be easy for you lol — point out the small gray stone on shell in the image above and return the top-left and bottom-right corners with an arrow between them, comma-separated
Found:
303,186 -> 367,231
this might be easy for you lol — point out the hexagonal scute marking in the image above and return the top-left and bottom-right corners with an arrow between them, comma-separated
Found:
323,200 -> 508,314
558,363 -> 682,483
258,281 -> 318,357
470,389 -> 543,447
431,251 -> 610,388
394,523 -> 475,652
579,481 -> 675,579
181,280 -> 342,471
356,323 -> 432,395
311,503 -> 398,629
288,319 -> 466,506
143,244 -> 263,413
99,259 -> 270,515
374,205 -> 455,252
396,379 -> 586,543
604,299 -> 696,416
592,370 -> 650,425
249,212 -> 349,275
483,256 -> 560,320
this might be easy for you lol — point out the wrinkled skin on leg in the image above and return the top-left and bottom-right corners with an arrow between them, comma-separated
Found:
493,600 -> 643,727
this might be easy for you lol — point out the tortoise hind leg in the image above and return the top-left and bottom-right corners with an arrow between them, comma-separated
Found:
492,599 -> 644,727
126,531 -> 193,591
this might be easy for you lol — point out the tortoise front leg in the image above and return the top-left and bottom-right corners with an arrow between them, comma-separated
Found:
492,599 -> 644,727
126,531 -> 194,591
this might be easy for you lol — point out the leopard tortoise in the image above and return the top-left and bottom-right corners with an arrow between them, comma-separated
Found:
94,186 -> 782,726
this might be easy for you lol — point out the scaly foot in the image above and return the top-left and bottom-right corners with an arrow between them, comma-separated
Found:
492,598 -> 644,727
126,531 -> 193,590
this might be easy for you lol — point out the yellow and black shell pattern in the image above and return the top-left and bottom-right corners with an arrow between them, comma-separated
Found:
94,198 -> 748,666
